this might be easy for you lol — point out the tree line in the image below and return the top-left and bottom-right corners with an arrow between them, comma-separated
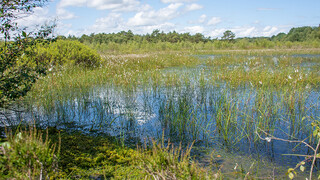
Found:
59,26 -> 320,45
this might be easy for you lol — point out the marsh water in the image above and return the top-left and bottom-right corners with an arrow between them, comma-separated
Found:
2,54 -> 320,177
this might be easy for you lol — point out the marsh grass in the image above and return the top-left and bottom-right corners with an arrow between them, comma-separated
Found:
12,49 -> 319,178
138,138 -> 218,180
88,39 -> 320,54
206,55 -> 319,87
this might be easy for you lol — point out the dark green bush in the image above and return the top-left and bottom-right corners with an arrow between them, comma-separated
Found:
35,40 -> 101,68
0,37 -> 44,107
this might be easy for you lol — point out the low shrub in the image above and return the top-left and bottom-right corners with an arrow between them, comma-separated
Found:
0,39 -> 101,109
35,40 -> 101,68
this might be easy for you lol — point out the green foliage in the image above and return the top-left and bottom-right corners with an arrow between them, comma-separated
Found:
286,26 -> 318,42
0,36 -> 50,107
138,139 -> 217,179
79,30 -> 210,45
0,0 -> 54,108
221,30 -> 236,42
312,121 -> 320,138
35,40 -> 101,68
271,26 -> 320,42
0,38 -> 101,108
0,127 -> 59,179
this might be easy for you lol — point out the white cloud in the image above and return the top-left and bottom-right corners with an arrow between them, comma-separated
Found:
161,0 -> 196,3
75,12 -> 177,36
54,0 -> 288,39
187,14 -> 206,24
134,23 -> 176,34
127,3 -> 183,26
58,0 -> 141,12
15,7 -> 53,27
262,26 -> 279,36
57,8 -> 77,20
185,3 -> 203,11
207,17 -> 221,26
199,14 -> 207,23
54,22 -> 73,36
220,27 -> 255,37
84,13 -> 125,34
239,27 -> 256,36
208,25 -> 285,38
183,26 -> 204,34
59,0 -> 84,7
208,28 -> 226,38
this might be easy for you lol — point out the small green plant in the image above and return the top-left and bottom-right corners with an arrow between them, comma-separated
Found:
0,127 -> 60,179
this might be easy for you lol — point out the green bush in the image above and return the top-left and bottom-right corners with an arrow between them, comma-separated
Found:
35,40 -> 101,68
0,128 -> 60,179
0,39 -> 101,109
0,38 -> 44,107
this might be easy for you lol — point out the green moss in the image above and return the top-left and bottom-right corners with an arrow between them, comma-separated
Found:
48,130 -> 145,179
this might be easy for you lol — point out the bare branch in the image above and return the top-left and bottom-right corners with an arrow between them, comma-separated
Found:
255,127 -> 315,152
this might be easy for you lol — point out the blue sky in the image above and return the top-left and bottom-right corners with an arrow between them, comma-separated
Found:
17,0 -> 320,38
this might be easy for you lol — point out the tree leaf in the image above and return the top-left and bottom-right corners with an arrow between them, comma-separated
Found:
314,130 -> 318,137
288,172 -> 294,179
22,31 -> 27,38
300,165 -> 305,172
288,168 -> 294,173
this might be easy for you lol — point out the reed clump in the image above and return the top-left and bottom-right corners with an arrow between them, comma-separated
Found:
0,127 -> 60,179
138,139 -> 218,180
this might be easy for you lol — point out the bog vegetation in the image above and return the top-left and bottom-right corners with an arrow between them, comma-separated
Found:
1,1 -> 320,179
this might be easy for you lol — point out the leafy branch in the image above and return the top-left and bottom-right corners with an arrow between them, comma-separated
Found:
256,124 -> 320,180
